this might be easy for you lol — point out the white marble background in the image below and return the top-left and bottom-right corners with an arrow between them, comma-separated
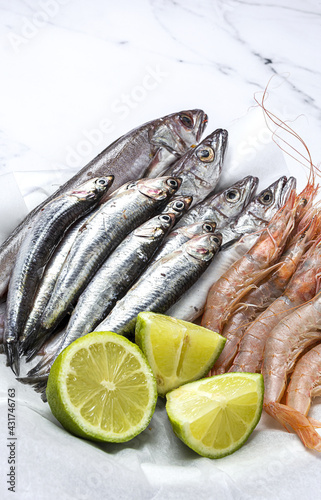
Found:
1,1 -> 321,499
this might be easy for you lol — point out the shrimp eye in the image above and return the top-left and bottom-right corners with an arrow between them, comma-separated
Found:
260,190 -> 273,205
173,200 -> 185,210
203,223 -> 214,233
179,114 -> 193,129
225,189 -> 240,203
196,146 -> 215,162
167,178 -> 178,188
160,214 -> 171,223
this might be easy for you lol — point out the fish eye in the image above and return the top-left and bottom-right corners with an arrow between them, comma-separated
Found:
127,182 -> 137,189
160,214 -> 171,223
225,189 -> 240,203
259,190 -> 273,205
179,114 -> 193,129
173,201 -> 185,210
96,178 -> 108,186
196,146 -> 215,162
167,178 -> 178,188
203,223 -> 214,233
211,236 -> 221,245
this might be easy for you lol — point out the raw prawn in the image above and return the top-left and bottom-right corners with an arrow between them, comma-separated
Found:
201,191 -> 296,336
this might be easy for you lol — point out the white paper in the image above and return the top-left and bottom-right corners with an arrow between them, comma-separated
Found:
1,109 -> 321,500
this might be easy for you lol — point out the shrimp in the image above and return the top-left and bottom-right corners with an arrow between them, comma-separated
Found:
214,215 -> 318,374
229,234 -> 321,373
262,293 -> 321,451
201,191 -> 296,336
286,342 -> 321,417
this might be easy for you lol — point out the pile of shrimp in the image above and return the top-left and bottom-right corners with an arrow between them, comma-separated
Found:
201,85 -> 321,452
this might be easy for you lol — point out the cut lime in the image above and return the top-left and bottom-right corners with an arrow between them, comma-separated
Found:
46,331 -> 157,442
135,312 -> 226,396
166,373 -> 264,458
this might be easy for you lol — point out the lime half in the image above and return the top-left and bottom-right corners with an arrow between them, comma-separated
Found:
166,373 -> 264,458
135,312 -> 226,396
46,331 -> 157,442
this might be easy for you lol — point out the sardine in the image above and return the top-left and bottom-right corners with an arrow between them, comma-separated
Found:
0,109 -> 206,298
22,176 -> 181,357
162,129 -> 228,206
95,232 -> 222,336
176,175 -> 258,230
5,176 -> 114,374
167,176 -> 297,322
150,221 -> 217,264
46,213 -> 176,360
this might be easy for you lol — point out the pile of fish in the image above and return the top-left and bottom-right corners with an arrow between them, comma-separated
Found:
2,108 -> 320,451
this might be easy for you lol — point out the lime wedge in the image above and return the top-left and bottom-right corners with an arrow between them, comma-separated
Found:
135,312 -> 226,396
166,373 -> 264,458
46,331 -> 157,442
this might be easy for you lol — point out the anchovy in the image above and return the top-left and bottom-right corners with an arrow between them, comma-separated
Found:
167,176 -> 297,322
95,232 -> 222,337
150,221 -> 216,264
161,195 -> 193,222
220,176 -> 297,248
43,213 -> 176,361
22,176 -> 181,358
176,175 -> 258,230
162,129 -> 228,206
5,176 -> 114,374
18,217 -> 85,350
0,109 -> 206,298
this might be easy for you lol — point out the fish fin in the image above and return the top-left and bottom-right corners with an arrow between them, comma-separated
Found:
265,402 -> 321,451
17,375 -> 48,394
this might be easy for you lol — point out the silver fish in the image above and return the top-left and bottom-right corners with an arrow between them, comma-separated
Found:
22,176 -> 181,358
5,176 -> 114,374
220,176 -> 297,249
95,232 -> 222,337
18,217 -> 85,350
161,195 -> 193,222
44,213 -> 176,361
167,176 -> 297,322
162,129 -> 228,206
176,175 -> 258,230
0,109 -> 206,299
150,221 -> 217,264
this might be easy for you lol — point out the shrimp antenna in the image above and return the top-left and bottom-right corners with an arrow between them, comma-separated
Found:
254,76 -> 321,180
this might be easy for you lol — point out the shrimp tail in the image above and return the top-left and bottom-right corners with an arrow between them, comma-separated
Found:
265,402 -> 321,452
308,417 -> 321,429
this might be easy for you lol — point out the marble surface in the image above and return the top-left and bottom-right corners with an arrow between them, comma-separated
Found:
1,1 -> 321,498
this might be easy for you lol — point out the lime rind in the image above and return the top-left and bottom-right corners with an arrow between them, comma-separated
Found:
135,312 -> 226,396
46,331 -> 157,443
166,373 -> 264,459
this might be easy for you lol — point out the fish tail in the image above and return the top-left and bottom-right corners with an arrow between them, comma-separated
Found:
5,341 -> 20,376
17,375 -> 48,395
265,402 -> 321,451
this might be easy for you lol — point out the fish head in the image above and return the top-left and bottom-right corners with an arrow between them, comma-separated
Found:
208,175 -> 259,222
149,109 -> 208,157
248,176 -> 297,223
186,233 -> 222,262
69,175 -> 114,200
165,129 -> 228,205
134,213 -> 175,239
177,221 -> 216,239
162,195 -> 193,221
136,176 -> 182,201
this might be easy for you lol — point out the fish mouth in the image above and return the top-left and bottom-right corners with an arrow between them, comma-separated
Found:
241,176 -> 259,206
195,111 -> 208,142
280,176 -> 296,206
206,128 -> 228,163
